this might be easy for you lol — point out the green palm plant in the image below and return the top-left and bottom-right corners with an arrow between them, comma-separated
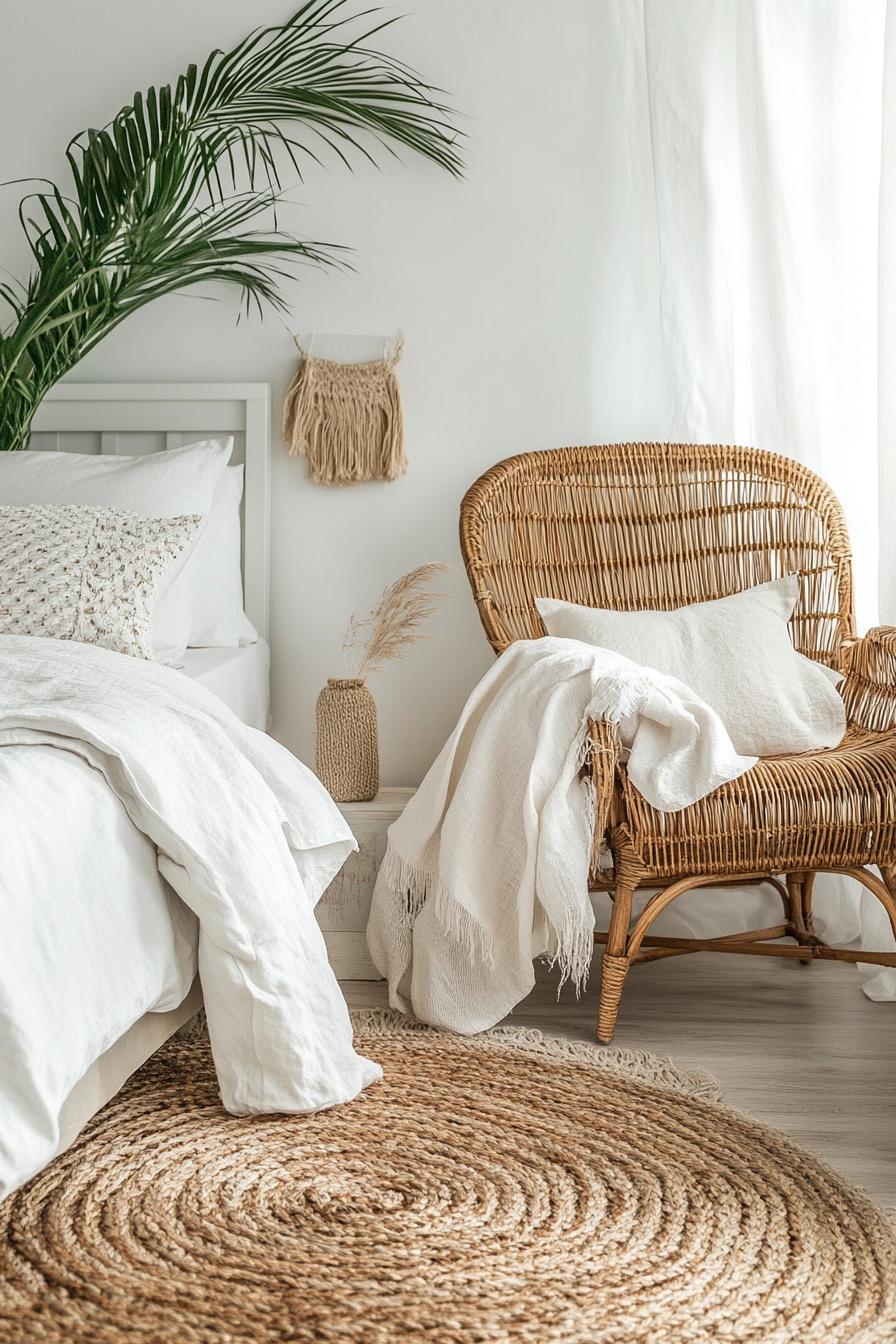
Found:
0,0 -> 461,450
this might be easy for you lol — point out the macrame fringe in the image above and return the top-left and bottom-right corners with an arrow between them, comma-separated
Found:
282,341 -> 406,485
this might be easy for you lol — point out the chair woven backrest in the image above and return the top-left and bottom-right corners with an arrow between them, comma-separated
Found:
460,443 -> 854,667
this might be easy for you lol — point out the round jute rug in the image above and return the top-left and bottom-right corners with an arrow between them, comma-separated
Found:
1,1010 -> 894,1344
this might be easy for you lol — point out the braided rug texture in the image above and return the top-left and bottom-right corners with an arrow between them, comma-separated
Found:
1,1009 -> 894,1344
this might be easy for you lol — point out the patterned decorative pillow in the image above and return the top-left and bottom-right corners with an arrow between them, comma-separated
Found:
0,504 -> 202,659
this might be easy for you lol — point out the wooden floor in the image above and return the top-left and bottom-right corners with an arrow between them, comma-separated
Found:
344,952 -> 896,1209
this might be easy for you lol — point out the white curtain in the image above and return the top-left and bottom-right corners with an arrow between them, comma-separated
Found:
591,0 -> 896,998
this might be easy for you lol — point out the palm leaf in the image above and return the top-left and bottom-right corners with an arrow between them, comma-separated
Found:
0,0 -> 462,449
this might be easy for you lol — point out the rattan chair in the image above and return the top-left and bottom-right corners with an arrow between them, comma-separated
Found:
459,443 -> 896,1042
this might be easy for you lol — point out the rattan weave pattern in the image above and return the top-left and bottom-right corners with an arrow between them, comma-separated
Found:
461,442 -> 854,666
620,725 -> 896,877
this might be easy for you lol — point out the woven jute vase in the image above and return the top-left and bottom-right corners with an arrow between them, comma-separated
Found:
315,677 -> 379,802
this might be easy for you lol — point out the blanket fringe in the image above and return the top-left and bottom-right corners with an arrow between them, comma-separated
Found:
544,912 -> 595,998
379,844 -> 594,990
377,846 -> 432,924
377,847 -> 498,971
535,727 -> 604,994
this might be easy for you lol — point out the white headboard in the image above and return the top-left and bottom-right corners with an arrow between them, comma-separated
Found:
30,382 -> 271,640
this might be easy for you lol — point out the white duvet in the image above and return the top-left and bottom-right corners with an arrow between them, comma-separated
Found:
0,635 -> 380,1197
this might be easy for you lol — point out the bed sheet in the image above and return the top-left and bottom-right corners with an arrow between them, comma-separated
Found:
179,640 -> 270,729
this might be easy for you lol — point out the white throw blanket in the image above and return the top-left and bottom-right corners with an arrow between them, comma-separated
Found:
0,635 -> 381,1117
368,637 -> 756,1034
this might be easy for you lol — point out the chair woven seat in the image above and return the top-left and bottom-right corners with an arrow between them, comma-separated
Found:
616,725 -> 896,881
460,443 -> 896,1041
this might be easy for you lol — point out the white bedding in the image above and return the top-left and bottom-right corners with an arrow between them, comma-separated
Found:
0,634 -> 378,1198
180,640 -> 270,729
0,639 -> 268,1194
0,745 -> 197,1193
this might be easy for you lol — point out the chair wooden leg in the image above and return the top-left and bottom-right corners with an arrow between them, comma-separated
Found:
786,871 -> 816,964
596,878 -> 634,1044
801,872 -> 816,930
597,953 -> 631,1043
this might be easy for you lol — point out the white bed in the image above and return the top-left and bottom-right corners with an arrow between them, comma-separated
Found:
0,632 -> 375,1198
1,384 -> 284,1194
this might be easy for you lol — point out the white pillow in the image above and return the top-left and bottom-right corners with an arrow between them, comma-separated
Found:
187,465 -> 258,648
535,576 -> 846,757
0,440 -> 231,661
0,505 -> 201,659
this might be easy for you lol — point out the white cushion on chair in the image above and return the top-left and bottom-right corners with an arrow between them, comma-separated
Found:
535,576 -> 846,757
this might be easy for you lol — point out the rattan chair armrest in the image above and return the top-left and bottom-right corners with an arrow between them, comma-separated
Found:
586,716 -> 621,778
585,718 -> 622,874
840,627 -> 896,732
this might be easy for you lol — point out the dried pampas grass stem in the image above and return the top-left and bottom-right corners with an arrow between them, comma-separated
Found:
343,563 -> 447,679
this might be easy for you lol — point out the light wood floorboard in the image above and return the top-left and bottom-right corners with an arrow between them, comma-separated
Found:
344,953 -> 896,1208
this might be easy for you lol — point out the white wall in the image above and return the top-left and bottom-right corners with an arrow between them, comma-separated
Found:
0,1 -> 653,782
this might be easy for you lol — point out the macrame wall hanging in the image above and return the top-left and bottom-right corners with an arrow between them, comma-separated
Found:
282,334 -> 406,485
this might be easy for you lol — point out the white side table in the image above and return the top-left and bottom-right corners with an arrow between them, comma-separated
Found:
317,787 -> 415,980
